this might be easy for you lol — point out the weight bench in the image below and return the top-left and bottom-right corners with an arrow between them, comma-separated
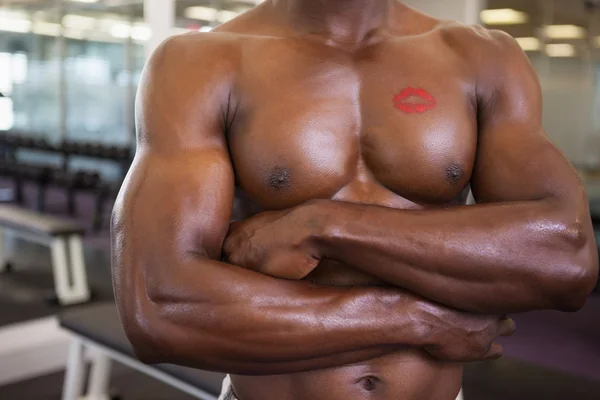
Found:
59,303 -> 225,400
0,204 -> 89,305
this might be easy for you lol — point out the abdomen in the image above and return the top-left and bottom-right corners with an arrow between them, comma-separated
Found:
231,259 -> 464,400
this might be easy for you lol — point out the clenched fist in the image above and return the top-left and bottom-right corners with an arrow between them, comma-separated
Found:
223,203 -> 327,279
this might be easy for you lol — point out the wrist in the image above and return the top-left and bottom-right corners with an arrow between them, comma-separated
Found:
350,288 -> 429,348
407,298 -> 443,347
301,199 -> 336,256
339,287 -> 402,346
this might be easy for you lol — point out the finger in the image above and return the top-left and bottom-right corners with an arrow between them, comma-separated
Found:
227,221 -> 241,235
222,235 -> 236,255
485,342 -> 503,359
498,318 -> 516,337
263,250 -> 311,280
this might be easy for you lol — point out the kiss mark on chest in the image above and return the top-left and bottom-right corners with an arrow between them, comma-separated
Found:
393,87 -> 437,113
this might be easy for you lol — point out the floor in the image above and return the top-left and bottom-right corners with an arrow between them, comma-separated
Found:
0,181 -> 599,399
0,363 -> 198,400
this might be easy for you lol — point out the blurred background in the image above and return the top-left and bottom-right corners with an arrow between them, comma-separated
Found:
0,0 -> 598,399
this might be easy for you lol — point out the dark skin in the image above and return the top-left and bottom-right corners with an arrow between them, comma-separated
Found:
112,1 -> 599,400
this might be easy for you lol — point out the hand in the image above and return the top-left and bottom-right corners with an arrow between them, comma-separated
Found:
223,203 -> 326,279
417,300 -> 516,362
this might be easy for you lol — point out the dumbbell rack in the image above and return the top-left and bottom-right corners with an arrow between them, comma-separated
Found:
0,131 -> 132,231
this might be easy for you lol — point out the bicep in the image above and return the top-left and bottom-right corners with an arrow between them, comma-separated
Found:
470,32 -> 584,205
471,125 -> 582,205
113,34 -> 236,290
124,147 -> 235,264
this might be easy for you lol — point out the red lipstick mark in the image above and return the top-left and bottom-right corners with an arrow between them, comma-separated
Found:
393,87 -> 437,113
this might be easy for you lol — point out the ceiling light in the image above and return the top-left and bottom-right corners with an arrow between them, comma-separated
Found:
33,22 -> 62,36
543,25 -> 586,40
217,10 -> 239,23
0,9 -> 29,20
110,23 -> 130,38
98,17 -> 126,31
0,10 -> 32,32
0,19 -> 32,33
108,23 -> 150,41
545,43 -> 575,57
62,14 -> 96,30
481,9 -> 528,25
63,28 -> 87,40
131,24 -> 151,41
515,37 -> 541,52
185,6 -> 218,21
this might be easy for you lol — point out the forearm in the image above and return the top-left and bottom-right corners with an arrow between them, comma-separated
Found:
127,257 -> 421,375
174,347 -> 399,376
312,199 -> 596,313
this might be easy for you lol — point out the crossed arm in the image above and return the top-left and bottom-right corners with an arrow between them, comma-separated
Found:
113,33 -> 597,375
114,35 -> 513,376
224,33 -> 598,315
322,34 -> 599,314
227,88 -> 597,313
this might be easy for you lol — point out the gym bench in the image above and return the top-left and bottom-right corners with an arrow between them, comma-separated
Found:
60,303 -> 224,400
0,204 -> 89,305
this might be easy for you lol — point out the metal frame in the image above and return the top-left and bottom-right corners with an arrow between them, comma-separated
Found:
0,227 -> 90,305
61,333 -> 218,400
0,227 -> 7,272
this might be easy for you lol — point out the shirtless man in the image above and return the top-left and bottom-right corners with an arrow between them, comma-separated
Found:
111,1 -> 599,399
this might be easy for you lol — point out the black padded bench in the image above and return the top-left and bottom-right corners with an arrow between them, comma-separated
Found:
59,303 -> 225,400
0,204 -> 89,305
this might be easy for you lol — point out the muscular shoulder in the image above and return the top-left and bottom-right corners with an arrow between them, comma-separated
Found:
144,32 -> 241,83
439,23 -> 525,69
137,33 -> 244,147
438,24 -> 539,107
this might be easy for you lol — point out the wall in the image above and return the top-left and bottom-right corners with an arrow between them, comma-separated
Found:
532,55 -> 599,167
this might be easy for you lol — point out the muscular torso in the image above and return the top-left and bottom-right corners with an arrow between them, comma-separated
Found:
216,5 -> 478,400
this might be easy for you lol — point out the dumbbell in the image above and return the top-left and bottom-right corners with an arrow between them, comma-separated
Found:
62,140 -> 76,154
0,161 -> 15,175
90,143 -> 103,157
81,143 -> 95,156
73,170 -> 99,189
103,145 -> 116,160
117,147 -> 130,160
5,134 -> 17,146
84,172 -> 100,188
20,136 -> 35,148
33,137 -> 48,150
68,142 -> 84,156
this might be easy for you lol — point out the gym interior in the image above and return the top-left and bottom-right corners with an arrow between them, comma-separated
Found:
0,0 -> 599,399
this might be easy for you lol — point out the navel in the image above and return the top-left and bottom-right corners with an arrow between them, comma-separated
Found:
267,167 -> 292,190
358,375 -> 381,392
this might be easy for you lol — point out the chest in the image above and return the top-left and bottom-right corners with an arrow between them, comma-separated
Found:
228,37 -> 478,210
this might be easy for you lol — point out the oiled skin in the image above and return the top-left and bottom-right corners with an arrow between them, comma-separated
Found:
112,1 -> 598,400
